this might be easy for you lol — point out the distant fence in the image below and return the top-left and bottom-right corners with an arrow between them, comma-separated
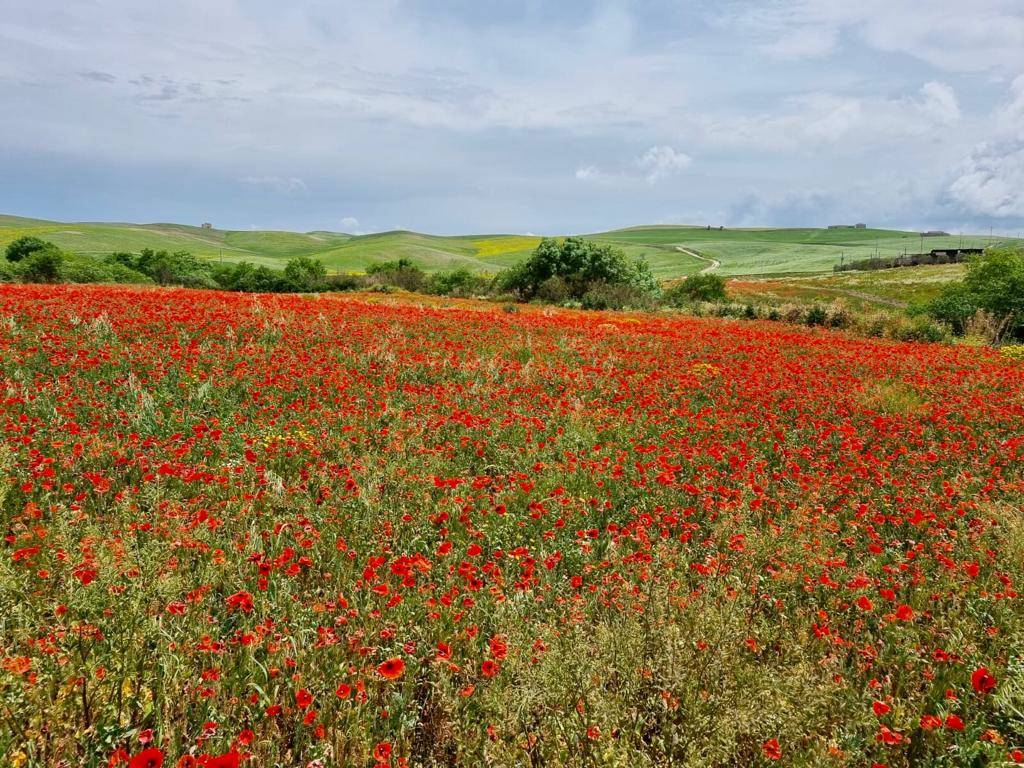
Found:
834,248 -> 983,272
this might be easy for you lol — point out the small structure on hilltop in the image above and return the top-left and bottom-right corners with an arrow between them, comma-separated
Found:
921,230 -> 949,237
201,222 -> 213,230
829,223 -> 867,230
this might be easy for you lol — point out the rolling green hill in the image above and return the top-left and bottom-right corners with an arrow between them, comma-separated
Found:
0,215 -> 1015,279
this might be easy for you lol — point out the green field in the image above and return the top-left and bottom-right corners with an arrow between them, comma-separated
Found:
729,263 -> 968,312
0,214 -> 1015,279
589,225 -> 1008,276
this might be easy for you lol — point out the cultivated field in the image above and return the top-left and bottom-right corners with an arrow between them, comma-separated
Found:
2,215 -> 1014,280
1,284 -> 1022,767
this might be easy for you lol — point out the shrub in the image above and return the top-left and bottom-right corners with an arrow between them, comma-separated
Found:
283,256 -> 328,292
5,235 -> 49,262
535,275 -> 570,304
663,273 -> 727,306
60,256 -> 149,286
923,247 -> 1024,340
19,247 -> 63,283
580,281 -> 656,311
499,237 -> 657,302
366,258 -> 426,292
324,272 -> 367,292
213,261 -> 293,293
131,248 -> 216,287
888,315 -> 951,343
429,268 -> 487,297
917,282 -> 976,334
805,305 -> 827,327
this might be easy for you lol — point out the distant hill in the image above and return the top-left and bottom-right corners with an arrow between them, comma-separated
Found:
0,215 -> 1012,279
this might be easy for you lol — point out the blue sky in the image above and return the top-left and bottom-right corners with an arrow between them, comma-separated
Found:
2,0 -> 1024,235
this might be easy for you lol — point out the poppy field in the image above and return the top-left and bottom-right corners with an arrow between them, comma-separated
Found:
2,283 -> 1023,768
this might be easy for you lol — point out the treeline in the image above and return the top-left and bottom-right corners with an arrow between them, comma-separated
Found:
2,234 -> 727,311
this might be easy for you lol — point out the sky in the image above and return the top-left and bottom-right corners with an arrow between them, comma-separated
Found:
2,0 -> 1024,235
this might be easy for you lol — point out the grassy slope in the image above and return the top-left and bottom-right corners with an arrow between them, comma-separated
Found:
591,226 -> 1003,276
0,215 -> 1015,280
728,264 -> 968,312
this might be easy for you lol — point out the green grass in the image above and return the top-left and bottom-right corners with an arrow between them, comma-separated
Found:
729,263 -> 968,311
1,215 -> 1016,279
590,226 -> 1006,276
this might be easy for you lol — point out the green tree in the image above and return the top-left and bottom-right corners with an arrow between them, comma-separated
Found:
365,258 -> 426,292
284,256 -> 328,292
19,248 -> 64,283
5,236 -> 50,262
923,247 -> 1024,339
662,273 -> 727,306
499,237 -> 657,301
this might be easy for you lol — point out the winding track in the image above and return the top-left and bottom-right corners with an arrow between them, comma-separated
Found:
676,245 -> 720,274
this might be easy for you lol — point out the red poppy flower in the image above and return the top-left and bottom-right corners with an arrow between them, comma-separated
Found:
295,688 -> 313,708
205,752 -> 240,768
876,726 -> 903,745
972,667 -> 997,695
481,660 -> 499,678
762,738 -> 782,760
128,748 -> 164,768
224,591 -> 254,614
373,742 -> 392,761
377,657 -> 406,680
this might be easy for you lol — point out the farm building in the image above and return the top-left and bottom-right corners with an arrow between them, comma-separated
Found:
828,223 -> 867,230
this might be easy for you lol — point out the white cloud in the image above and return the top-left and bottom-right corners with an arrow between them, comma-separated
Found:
340,216 -> 360,230
698,82 -> 961,151
636,146 -> 692,183
575,147 -> 692,185
919,81 -> 961,123
995,73 -> 1024,133
759,25 -> 839,60
241,175 -> 307,194
948,141 -> 1024,218
724,0 -> 1024,75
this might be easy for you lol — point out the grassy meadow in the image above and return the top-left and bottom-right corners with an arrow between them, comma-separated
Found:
3,214 -> 1016,282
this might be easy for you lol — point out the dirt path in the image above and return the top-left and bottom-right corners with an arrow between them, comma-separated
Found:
676,246 -> 720,274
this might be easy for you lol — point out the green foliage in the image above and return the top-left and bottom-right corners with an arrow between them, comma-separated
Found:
914,282 -> 976,334
18,247 -> 63,283
283,256 -> 327,292
923,247 -> 1024,339
805,304 -> 828,327
212,261 -> 293,292
500,237 -> 657,303
5,235 -> 49,262
580,281 -> 657,311
108,248 -> 217,287
366,258 -> 427,292
428,268 -> 487,297
57,254 -> 150,285
662,273 -> 727,306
